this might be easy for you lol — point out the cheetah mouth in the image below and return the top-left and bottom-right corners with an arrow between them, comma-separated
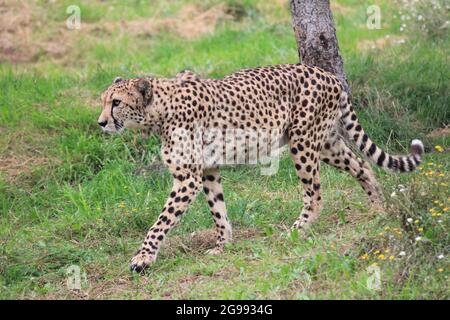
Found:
102,128 -> 117,134
101,126 -> 123,134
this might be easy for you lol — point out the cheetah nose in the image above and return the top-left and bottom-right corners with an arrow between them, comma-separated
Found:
98,120 -> 107,127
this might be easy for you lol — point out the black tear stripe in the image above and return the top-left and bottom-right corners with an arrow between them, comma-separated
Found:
110,107 -> 122,130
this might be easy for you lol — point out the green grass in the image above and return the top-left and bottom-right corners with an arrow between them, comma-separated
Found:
0,0 -> 449,299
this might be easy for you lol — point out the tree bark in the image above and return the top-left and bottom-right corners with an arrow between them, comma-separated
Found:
290,0 -> 349,94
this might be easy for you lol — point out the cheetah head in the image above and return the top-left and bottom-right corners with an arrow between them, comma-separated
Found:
97,77 -> 152,134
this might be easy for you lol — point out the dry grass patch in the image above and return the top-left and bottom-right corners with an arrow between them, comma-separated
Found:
86,4 -> 233,40
0,130 -> 56,184
0,0 -> 71,63
427,125 -> 450,139
0,1 -> 234,65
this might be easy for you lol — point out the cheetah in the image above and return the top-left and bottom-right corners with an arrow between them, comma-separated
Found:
97,64 -> 424,272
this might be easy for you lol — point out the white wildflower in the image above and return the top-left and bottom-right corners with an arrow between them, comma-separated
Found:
407,218 -> 413,223
437,254 -> 444,260
399,251 -> 406,256
415,236 -> 422,241
391,191 -> 397,198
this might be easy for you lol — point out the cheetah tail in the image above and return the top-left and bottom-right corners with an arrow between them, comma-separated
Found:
339,91 -> 424,172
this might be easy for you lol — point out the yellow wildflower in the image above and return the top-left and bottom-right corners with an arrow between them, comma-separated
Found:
437,268 -> 444,273
360,253 -> 369,260
434,145 -> 444,153
389,256 -> 395,261
378,254 -> 386,260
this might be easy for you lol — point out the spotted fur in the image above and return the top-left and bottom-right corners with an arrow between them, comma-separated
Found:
97,63 -> 423,272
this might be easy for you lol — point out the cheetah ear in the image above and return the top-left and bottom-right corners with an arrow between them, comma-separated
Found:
137,78 -> 150,94
113,76 -> 123,84
176,70 -> 200,86
136,78 -> 152,106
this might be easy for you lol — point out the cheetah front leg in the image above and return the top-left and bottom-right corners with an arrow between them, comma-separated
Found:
130,169 -> 202,272
202,168 -> 232,255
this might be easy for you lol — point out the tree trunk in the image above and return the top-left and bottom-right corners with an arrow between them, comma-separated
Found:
290,0 -> 349,94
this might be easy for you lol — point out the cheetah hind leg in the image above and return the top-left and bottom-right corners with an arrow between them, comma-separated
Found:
203,168 -> 233,255
320,136 -> 384,210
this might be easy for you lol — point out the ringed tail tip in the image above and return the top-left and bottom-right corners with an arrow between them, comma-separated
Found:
411,139 -> 424,156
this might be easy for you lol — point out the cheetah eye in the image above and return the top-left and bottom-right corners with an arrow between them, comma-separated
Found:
112,99 -> 121,107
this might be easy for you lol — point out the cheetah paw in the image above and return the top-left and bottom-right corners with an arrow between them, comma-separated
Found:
130,250 -> 156,273
205,246 -> 224,255
292,219 -> 306,230
291,220 -> 311,237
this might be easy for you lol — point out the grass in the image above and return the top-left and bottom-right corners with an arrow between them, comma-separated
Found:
0,0 -> 449,299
